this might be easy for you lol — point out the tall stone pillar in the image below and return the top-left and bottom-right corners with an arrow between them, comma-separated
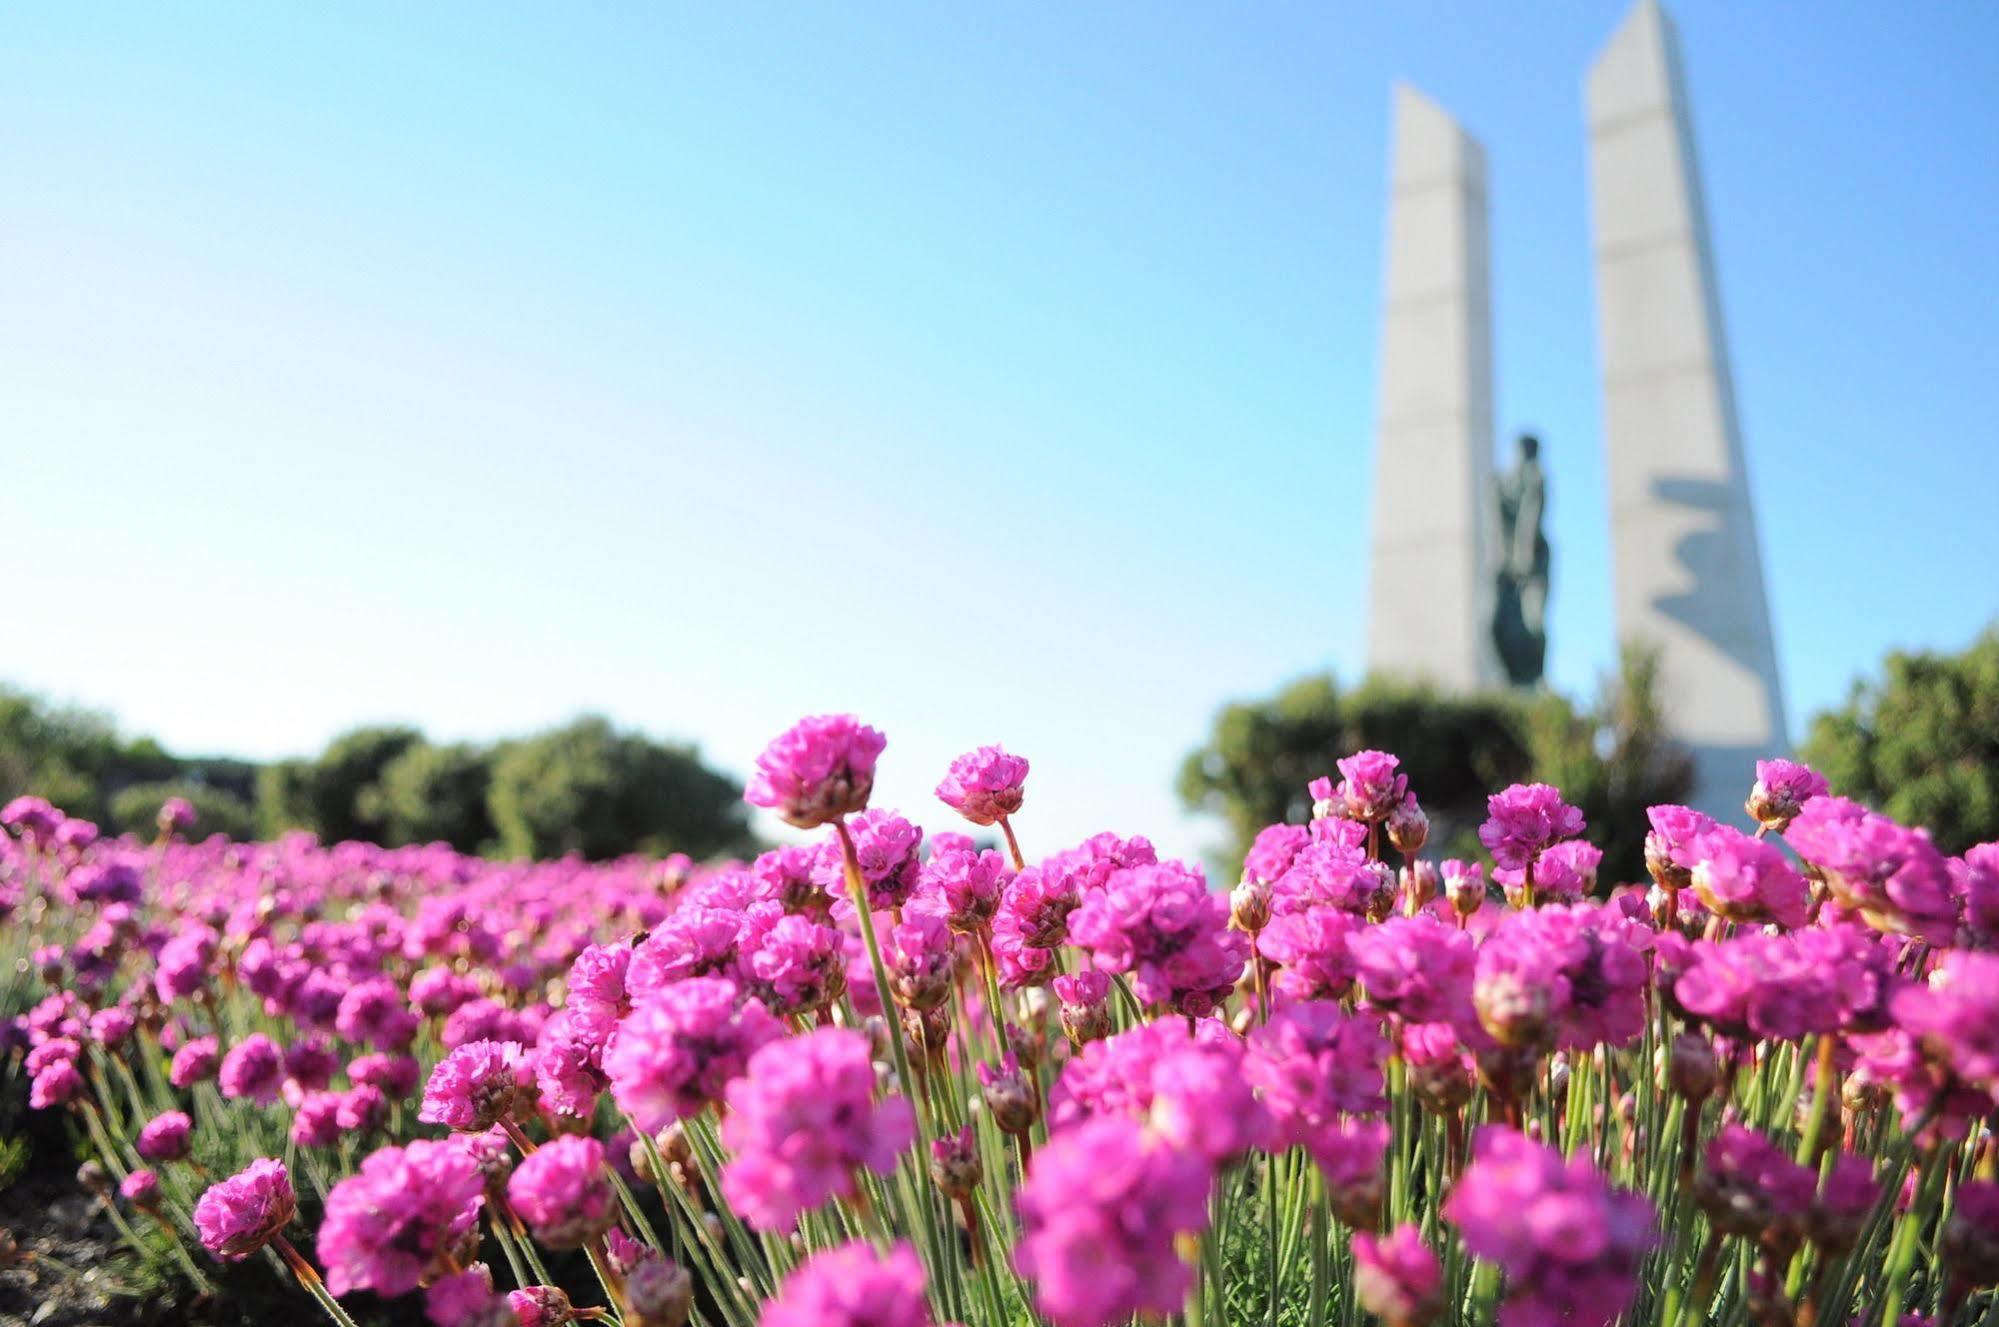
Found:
1585,0 -> 1789,820
1366,85 -> 1500,693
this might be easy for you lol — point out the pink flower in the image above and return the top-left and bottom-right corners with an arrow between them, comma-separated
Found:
628,908 -> 745,998
1352,1225 -> 1442,1327
170,1035 -> 220,1088
935,745 -> 1029,827
1696,1123 -> 1817,1238
218,1034 -> 284,1105
336,976 -> 421,1052
603,977 -> 781,1133
1891,951 -> 1999,1102
1645,805 -> 1717,889
292,1091 -> 344,1148
418,1039 -> 532,1131
1674,925 -> 1895,1042
745,714 -> 887,829
137,1110 -> 193,1161
508,1286 -> 574,1327
760,1240 -> 945,1327
1498,839 -> 1600,906
507,1134 -> 615,1250
1051,1020 -> 1271,1164
1943,1180 -> 1999,1290
920,843 -> 1013,934
992,864 -> 1080,987
813,808 -> 924,911
1258,905 -> 1362,1005
350,1051 -> 421,1098
534,1012 -> 609,1119
562,942 -> 634,1042
1787,797 -> 1958,944
737,905 -> 846,1017
193,1158 -> 295,1260
121,1168 -> 161,1207
1443,1127 -> 1655,1327
29,1055 -> 83,1109
1478,784 -> 1586,875
1348,915 -> 1474,1027
318,1138 -> 486,1297
1243,823 -> 1312,887
1015,1115 -> 1212,1327
719,1028 -> 915,1232
1476,904 -> 1650,1052
1069,860 -> 1247,1016
1274,838 -> 1393,918
1247,1003 -> 1389,1139
1,795 -> 64,844
1335,750 -> 1408,823
424,1265 -> 511,1327
1957,843 -> 1999,946
1747,759 -> 1827,831
1690,826 -> 1811,928
157,796 -> 198,835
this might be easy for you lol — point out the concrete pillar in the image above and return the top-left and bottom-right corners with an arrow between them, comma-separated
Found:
1366,85 -> 1500,693
1585,0 -> 1789,820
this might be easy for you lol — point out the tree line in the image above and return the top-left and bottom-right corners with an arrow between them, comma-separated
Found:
0,689 -> 756,861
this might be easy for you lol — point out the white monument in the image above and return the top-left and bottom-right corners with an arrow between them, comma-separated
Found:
1585,0 -> 1789,819
1363,0 -> 1788,820
1365,85 -> 1501,694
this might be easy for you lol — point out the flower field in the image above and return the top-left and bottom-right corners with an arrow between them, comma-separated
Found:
4,716 -> 1998,1327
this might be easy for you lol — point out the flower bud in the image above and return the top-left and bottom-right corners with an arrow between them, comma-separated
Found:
1409,1057 -> 1472,1115
1474,971 -> 1550,1050
653,1122 -> 694,1171
1669,1033 -> 1721,1103
1360,861 -> 1399,922
930,1126 -> 982,1200
508,1285 -> 573,1327
77,1160 -> 111,1197
977,1055 -> 1039,1135
1400,860 -> 1440,915
1230,877 -> 1273,934
1645,830 -> 1692,892
1056,972 -> 1113,1046
625,1255 -> 694,1327
900,1006 -> 951,1067
1443,861 -> 1485,920
120,1168 -> 161,1210
1386,797 -> 1429,856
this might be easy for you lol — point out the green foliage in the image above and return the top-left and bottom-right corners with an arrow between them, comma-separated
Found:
0,686 -> 199,824
1802,625 -> 1999,855
486,715 -> 756,861
1179,644 -> 1692,883
259,724 -> 424,844
106,781 -> 259,841
359,740 -> 497,851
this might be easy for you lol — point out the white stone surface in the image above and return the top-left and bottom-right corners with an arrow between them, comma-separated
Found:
1366,84 -> 1500,693
1585,0 -> 1789,820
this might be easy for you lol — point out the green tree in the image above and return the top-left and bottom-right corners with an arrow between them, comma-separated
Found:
1802,626 -> 1999,855
1177,675 -> 1530,866
256,725 -> 424,843
0,686 -> 197,823
486,715 -> 756,862
360,741 -> 496,851
1179,645 -> 1691,885
107,781 -> 259,841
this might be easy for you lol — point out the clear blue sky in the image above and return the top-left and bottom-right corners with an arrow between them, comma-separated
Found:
5,3 -> 1995,860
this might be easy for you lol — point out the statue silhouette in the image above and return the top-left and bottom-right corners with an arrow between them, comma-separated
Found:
1492,433 -> 1549,688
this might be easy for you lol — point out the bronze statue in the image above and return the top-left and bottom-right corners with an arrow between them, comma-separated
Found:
1492,433 -> 1549,688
